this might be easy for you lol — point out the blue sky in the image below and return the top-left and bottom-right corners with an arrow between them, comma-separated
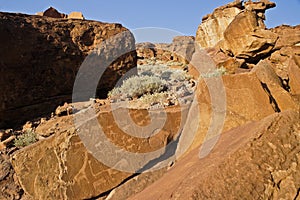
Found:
1,0 -> 299,41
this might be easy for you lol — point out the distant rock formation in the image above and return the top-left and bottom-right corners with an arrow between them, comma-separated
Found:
137,36 -> 195,65
36,7 -> 85,20
68,11 -> 85,20
42,7 -> 67,18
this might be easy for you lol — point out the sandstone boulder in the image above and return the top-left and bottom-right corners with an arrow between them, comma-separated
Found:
68,12 -> 85,20
43,7 -> 67,18
252,60 -> 298,111
196,0 -> 278,62
271,25 -> 300,49
0,12 -> 137,128
206,47 -> 245,73
221,10 -> 278,61
196,4 -> 241,48
131,110 -> 300,200
11,106 -> 188,199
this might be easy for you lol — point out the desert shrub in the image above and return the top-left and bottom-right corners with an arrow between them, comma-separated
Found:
139,92 -> 169,105
108,75 -> 168,100
110,64 -> 195,106
201,67 -> 227,78
14,129 -> 37,147
170,69 -> 191,82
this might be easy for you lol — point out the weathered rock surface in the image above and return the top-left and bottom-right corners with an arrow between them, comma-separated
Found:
137,36 -> 195,65
68,12 -> 85,20
11,105 -> 187,199
221,10 -> 278,61
196,1 -> 242,48
0,12 -> 137,128
131,110 -> 300,200
196,0 -> 278,62
0,154 -> 24,200
41,7 -> 67,18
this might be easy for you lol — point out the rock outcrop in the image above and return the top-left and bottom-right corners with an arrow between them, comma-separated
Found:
137,36 -> 195,65
11,105 -> 187,199
36,7 -> 85,20
131,110 -> 300,200
196,1 -> 243,48
0,12 -> 137,128
68,12 -> 85,20
196,0 -> 278,62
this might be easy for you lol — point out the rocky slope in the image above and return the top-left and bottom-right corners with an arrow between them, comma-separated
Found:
1,0 -> 300,199
0,11 -> 137,128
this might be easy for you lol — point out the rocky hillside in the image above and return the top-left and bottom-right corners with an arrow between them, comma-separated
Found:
0,1 -> 300,199
0,10 -> 137,128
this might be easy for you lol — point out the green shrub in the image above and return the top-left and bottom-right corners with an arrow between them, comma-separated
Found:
14,129 -> 37,147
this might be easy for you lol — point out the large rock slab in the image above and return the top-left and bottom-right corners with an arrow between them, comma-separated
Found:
11,106 -> 187,199
0,12 -> 137,128
131,110 -> 300,200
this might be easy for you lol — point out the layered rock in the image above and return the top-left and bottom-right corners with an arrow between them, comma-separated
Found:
196,0 -> 278,62
221,10 -> 278,61
196,1 -> 242,48
0,12 -> 137,128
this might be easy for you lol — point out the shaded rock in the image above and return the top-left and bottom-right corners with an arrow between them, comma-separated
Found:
268,46 -> 300,82
131,111 -> 300,200
0,12 -> 137,128
206,47 -> 245,73
252,60 -> 298,111
43,7 -> 67,19
0,153 -> 24,200
68,12 -> 85,20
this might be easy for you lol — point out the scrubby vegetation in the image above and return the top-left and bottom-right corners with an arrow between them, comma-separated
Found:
108,64 -> 195,108
14,129 -> 37,147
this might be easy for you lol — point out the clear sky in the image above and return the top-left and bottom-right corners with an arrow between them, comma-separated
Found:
1,0 -> 299,41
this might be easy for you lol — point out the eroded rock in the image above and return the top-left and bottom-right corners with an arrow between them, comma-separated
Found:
11,106 -> 187,199
131,111 -> 300,200
0,12 -> 137,128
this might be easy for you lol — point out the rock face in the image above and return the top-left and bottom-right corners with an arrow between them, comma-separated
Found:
11,106 -> 187,199
131,111 -> 300,200
196,1 -> 242,48
0,12 -> 137,128
196,0 -> 278,62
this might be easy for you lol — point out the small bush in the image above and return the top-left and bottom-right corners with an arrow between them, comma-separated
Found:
14,129 -> 37,147
201,67 -> 227,78
108,75 -> 168,100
